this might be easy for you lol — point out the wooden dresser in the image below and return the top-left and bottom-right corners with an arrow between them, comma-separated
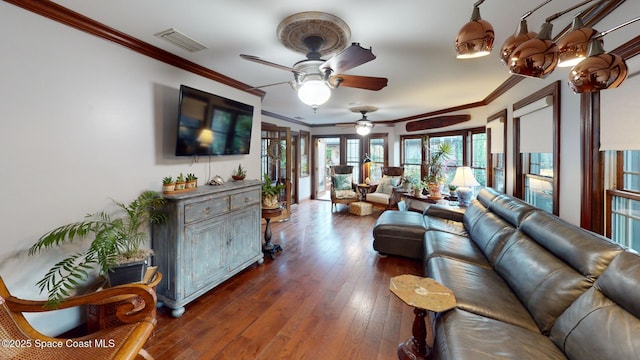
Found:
152,180 -> 263,317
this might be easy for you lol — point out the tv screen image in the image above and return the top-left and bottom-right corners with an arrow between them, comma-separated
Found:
175,85 -> 254,156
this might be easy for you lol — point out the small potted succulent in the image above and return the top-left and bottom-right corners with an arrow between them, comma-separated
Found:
162,176 -> 175,193
232,164 -> 247,180
175,173 -> 186,190
186,173 -> 198,189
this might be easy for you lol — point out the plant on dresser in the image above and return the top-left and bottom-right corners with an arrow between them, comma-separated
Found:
261,173 -> 285,209
29,190 -> 166,307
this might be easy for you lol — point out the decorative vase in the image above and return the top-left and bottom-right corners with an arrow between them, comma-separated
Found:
413,188 -> 422,197
427,183 -> 443,199
175,181 -> 186,190
108,260 -> 147,287
232,175 -> 245,181
262,194 -> 279,209
186,180 -> 197,189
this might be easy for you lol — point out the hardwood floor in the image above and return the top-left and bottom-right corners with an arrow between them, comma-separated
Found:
145,200 -> 423,359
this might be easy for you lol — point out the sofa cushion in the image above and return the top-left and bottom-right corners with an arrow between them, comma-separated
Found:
550,252 -> 640,360
494,231 -> 595,334
469,212 -> 515,265
427,256 -> 539,332
366,192 -> 390,205
375,175 -> 400,195
519,210 -> 623,281
488,194 -> 536,227
424,231 -> 490,268
461,200 -> 489,234
434,309 -> 567,360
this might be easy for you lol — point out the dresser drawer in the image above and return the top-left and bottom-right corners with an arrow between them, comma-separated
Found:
184,196 -> 229,224
230,189 -> 260,210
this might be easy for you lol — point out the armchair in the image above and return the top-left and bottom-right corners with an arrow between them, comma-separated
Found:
0,276 -> 156,359
330,165 -> 359,211
365,166 -> 405,209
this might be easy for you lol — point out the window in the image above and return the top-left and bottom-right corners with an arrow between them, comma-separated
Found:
300,131 -> 309,177
401,136 -> 423,181
607,150 -> 640,253
346,138 -> 361,183
513,82 -> 560,215
400,127 -> 486,185
367,135 -> 387,183
486,110 -> 506,193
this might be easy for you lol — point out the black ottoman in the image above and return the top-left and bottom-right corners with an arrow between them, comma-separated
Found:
372,210 -> 427,260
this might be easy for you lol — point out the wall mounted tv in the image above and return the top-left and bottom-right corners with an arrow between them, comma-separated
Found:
175,85 -> 254,156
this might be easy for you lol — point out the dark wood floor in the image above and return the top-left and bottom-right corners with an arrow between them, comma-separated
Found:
145,200 -> 423,359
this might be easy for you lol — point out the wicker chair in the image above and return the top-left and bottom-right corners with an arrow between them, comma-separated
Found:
329,165 -> 359,211
366,166 -> 405,209
0,276 -> 156,360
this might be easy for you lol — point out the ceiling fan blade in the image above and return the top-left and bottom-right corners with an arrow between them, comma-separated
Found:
320,43 -> 376,74
240,54 -> 301,74
405,115 -> 471,132
246,80 -> 295,90
330,74 -> 388,91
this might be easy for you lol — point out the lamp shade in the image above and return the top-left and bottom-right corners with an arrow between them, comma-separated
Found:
556,16 -> 599,68
455,6 -> 495,59
297,79 -> 331,108
500,20 -> 537,65
450,167 -> 480,187
509,22 -> 559,78
568,39 -> 628,93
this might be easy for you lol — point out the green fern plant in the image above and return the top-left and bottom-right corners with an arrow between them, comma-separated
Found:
28,190 -> 166,307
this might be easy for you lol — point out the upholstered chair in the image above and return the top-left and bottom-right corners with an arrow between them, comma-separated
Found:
330,165 -> 359,211
366,166 -> 405,209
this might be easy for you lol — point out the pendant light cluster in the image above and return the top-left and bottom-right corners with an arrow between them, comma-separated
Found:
455,0 -> 640,93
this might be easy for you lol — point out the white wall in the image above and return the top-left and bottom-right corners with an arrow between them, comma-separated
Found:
0,3 -> 262,335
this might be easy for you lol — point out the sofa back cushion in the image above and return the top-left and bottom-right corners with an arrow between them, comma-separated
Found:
488,194 -> 536,227
550,252 -> 640,359
494,231 -> 594,334
520,210 -> 623,281
469,212 -> 515,265
462,200 -> 488,235
494,211 -> 624,334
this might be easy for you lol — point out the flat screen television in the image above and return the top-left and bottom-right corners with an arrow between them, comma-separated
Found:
175,85 -> 254,156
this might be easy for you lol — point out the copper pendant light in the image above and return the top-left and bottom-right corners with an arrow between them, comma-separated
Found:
500,0 -> 552,66
508,22 -> 559,79
557,16 -> 599,67
455,1 -> 494,59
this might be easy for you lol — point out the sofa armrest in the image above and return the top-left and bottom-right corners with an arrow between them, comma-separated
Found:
424,204 -> 465,222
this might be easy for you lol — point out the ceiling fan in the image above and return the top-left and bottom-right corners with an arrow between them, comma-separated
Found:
240,12 -> 388,109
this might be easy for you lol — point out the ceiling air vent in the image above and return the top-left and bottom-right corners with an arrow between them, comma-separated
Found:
154,28 -> 207,52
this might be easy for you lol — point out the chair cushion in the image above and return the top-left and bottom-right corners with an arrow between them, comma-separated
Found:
334,189 -> 357,199
366,192 -> 390,205
332,173 -> 353,190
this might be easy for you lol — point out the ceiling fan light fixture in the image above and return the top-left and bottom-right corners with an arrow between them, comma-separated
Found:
455,2 -> 495,59
297,79 -> 331,108
355,121 -> 374,136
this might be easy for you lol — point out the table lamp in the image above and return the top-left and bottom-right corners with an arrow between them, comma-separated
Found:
450,166 -> 480,206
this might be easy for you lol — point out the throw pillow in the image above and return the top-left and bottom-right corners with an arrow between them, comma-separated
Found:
376,176 -> 393,195
332,173 -> 353,191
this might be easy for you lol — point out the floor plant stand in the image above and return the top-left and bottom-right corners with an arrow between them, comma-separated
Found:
262,206 -> 283,259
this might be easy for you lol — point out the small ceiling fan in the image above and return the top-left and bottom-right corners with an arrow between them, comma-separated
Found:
240,12 -> 388,109
351,105 -> 378,136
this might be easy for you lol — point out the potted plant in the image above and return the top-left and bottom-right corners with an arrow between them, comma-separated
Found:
232,164 -> 247,181
28,190 -> 166,307
261,173 -> 285,209
162,176 -> 175,193
185,173 -> 198,189
423,143 -> 453,198
175,173 -> 186,190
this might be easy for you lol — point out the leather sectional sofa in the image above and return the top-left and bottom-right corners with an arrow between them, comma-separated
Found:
372,187 -> 640,359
